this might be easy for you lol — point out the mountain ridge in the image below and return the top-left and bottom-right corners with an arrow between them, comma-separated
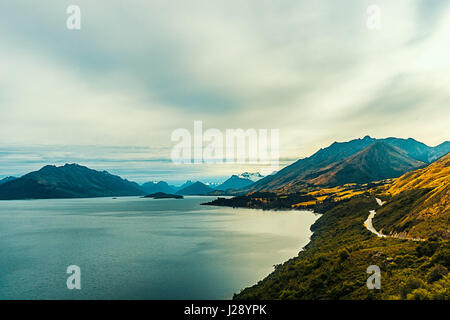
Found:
176,181 -> 214,195
0,163 -> 145,200
245,136 -> 449,192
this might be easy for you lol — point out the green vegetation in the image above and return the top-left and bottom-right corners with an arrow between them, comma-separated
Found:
233,196 -> 449,300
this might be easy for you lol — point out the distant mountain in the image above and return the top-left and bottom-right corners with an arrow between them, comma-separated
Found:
215,175 -> 254,191
306,141 -> 426,187
0,164 -> 145,200
141,181 -> 175,194
176,181 -> 214,195
238,172 -> 264,182
381,137 -> 449,162
246,136 -> 448,192
175,180 -> 194,191
428,141 -> 450,162
0,176 -> 17,185
247,135 -> 378,191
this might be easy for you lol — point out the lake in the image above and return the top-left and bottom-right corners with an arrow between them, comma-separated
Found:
0,196 -> 318,299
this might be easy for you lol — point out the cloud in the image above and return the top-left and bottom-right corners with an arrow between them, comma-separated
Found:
0,0 -> 448,180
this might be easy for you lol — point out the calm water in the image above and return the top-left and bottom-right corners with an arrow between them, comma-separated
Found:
0,196 -> 318,299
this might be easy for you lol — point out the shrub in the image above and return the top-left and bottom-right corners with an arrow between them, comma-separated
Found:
339,249 -> 350,261
401,278 -> 425,299
416,240 -> 440,257
431,249 -> 450,268
427,264 -> 448,284
407,288 -> 432,300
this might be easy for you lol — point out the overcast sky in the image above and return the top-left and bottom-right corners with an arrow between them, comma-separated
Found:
0,0 -> 449,183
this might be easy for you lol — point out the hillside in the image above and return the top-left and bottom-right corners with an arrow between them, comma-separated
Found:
0,164 -> 145,200
233,154 -> 449,300
234,196 -> 449,300
374,153 -> 450,240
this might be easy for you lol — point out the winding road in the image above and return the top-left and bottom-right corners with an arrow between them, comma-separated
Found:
363,198 -> 424,242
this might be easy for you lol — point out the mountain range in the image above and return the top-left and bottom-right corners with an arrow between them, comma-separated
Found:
0,136 -> 447,200
0,164 -> 145,200
245,136 -> 449,192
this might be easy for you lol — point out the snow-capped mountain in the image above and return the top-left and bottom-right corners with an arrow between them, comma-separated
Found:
237,172 -> 264,182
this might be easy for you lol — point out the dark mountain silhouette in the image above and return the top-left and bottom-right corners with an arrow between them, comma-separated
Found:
305,141 -> 426,186
0,164 -> 145,200
246,136 -> 448,192
141,181 -> 175,194
0,176 -> 17,185
176,181 -> 214,195
215,175 -> 254,191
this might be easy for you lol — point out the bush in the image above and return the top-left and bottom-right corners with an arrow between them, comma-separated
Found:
407,288 -> 432,300
416,239 -> 440,257
427,264 -> 448,284
431,249 -> 450,268
401,278 -> 425,299
339,249 -> 350,261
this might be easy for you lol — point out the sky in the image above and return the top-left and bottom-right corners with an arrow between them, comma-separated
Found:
0,0 -> 449,184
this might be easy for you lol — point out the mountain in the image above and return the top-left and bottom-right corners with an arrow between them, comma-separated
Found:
247,135 -> 378,191
176,181 -> 214,195
215,175 -> 254,191
246,136 -> 448,192
429,141 -> 450,162
305,141 -> 426,187
374,152 -> 450,239
141,181 -> 175,194
238,172 -> 264,182
0,176 -> 17,185
0,164 -> 145,200
175,180 -> 194,191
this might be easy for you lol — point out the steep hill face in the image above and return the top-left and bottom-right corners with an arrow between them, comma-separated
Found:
305,142 -> 426,187
245,136 -> 448,192
374,153 -> 450,239
386,153 -> 450,196
0,164 -> 145,200
176,181 -> 214,195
